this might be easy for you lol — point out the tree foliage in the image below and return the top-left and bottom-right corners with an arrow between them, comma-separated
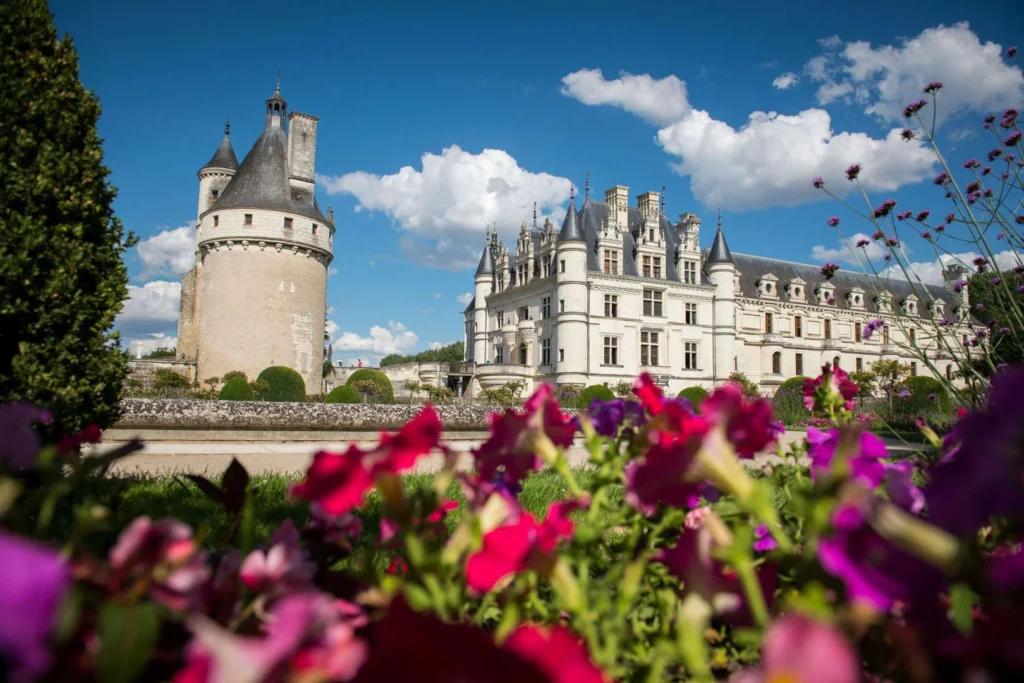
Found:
967,269 -> 1024,372
152,369 -> 190,390
141,348 -> 176,359
380,342 -> 465,367
576,385 -> 614,410
727,372 -> 761,398
0,0 -> 137,436
345,369 -> 394,404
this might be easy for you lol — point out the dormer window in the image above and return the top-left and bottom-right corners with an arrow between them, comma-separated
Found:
815,282 -> 835,305
929,299 -> 946,318
847,287 -> 866,309
900,295 -> 919,315
786,277 -> 806,301
603,249 -> 620,275
874,291 -> 893,313
757,273 -> 779,298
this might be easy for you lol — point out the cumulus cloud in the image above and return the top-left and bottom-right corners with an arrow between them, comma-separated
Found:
805,23 -> 1024,125
333,321 -> 418,365
117,279 -> 181,335
127,333 -> 177,359
135,223 -> 196,280
456,292 -> 474,307
560,69 -> 691,126
772,72 -> 799,90
810,232 -> 891,264
325,320 -> 340,339
883,250 -> 1021,286
656,108 -> 935,210
319,146 -> 571,271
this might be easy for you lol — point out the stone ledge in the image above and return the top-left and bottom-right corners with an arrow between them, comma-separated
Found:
115,398 -> 504,432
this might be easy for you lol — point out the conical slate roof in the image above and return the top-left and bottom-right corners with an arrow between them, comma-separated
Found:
475,242 -> 495,277
200,121 -> 239,172
706,221 -> 733,266
557,194 -> 583,243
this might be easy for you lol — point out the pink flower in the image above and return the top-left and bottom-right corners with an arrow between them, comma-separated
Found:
903,99 -> 927,118
702,383 -> 778,458
872,199 -> 897,218
803,365 -> 859,413
56,423 -> 102,453
109,516 -> 210,611
685,506 -> 711,530
806,427 -> 887,488
812,177 -> 824,188
896,210 -> 912,221
753,525 -> 778,552
933,172 -> 949,185
964,159 -> 981,169
820,263 -> 840,279
845,164 -> 861,181
472,385 -> 575,485
504,625 -> 607,683
239,520 -> 314,593
856,239 -> 870,248
988,148 -> 1002,161
923,81 -> 943,93
465,501 -> 579,592
915,210 -> 930,222
1009,46 -> 1019,58
1006,130 -> 1023,146
731,615 -> 859,683
292,406 -> 442,514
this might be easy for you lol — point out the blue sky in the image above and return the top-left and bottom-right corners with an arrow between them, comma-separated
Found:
51,0 -> 1024,361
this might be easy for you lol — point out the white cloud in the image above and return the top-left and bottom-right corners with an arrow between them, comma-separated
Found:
432,292 -> 441,299
135,224 -> 196,280
118,280 -> 180,325
428,341 -> 444,351
772,72 -> 799,90
811,232 -> 891,264
884,250 -> 1021,286
325,320 -> 339,339
818,35 -> 842,49
319,146 -> 571,271
656,108 -> 935,210
805,23 -> 1024,125
333,321 -> 418,365
947,128 -> 976,143
127,333 -> 177,359
560,69 -> 691,126
328,266 -> 339,276
456,292 -> 474,307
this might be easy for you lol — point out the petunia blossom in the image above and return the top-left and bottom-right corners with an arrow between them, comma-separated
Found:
504,625 -> 607,683
584,398 -> 644,438
806,427 -> 887,488
701,382 -> 778,458
753,525 -> 778,552
803,365 -> 859,412
240,520 -> 314,594
731,615 -> 859,683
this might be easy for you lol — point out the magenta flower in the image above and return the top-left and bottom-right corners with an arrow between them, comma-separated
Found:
883,461 -> 925,514
0,531 -> 70,682
933,172 -> 949,185
803,365 -> 859,413
887,237 -> 900,247
915,210 -> 930,222
900,128 -> 914,141
1009,46 -> 1019,57
1002,108 -> 1019,128
903,99 -> 928,118
585,398 -> 644,438
935,223 -> 946,233
923,81 -> 943,93
988,148 -> 1002,161
1006,130 -> 1022,146
624,420 -> 706,514
922,231 -> 932,240
818,525 -> 917,611
239,520 -> 314,594
926,367 -> 1024,536
753,525 -> 778,552
973,256 -> 989,272
872,230 -> 886,241
992,276 -> 1003,286
826,216 -> 840,227
896,210 -> 912,221
946,212 -> 956,223
966,181 -> 980,194
812,177 -> 824,188
856,239 -> 870,248
985,114 -> 997,125
984,188 -> 993,198
731,615 -> 859,683
702,382 -> 779,458
897,389 -> 911,399
967,191 -> 981,204
845,164 -> 861,181
0,402 -> 52,471
964,159 -> 981,169
873,198 -> 897,218
806,427 -> 887,488
953,279 -> 968,293
504,624 -> 607,683
862,318 -> 886,340
820,263 -> 840,279
999,326 -> 1011,334
982,166 -> 992,176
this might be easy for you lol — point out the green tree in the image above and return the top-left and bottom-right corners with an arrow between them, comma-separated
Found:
849,370 -> 877,398
871,359 -> 911,419
142,347 -> 176,359
727,372 -> 760,398
380,342 -> 466,367
965,269 -> 1024,372
612,381 -> 633,399
0,0 -> 137,436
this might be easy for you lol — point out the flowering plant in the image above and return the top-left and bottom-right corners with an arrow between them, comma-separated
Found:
3,361 -> 1024,682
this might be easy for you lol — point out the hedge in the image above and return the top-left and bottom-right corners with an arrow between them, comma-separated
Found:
152,369 -> 191,390
772,385 -> 810,425
256,366 -> 306,402
897,376 -> 951,416
345,368 -> 394,404
325,384 -> 361,404
677,386 -> 709,413
218,377 -> 254,401
778,376 -> 807,392
577,385 -> 615,410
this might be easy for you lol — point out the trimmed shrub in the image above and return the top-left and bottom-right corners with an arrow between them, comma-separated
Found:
222,370 -> 248,384
325,384 -> 360,404
256,366 -> 306,402
577,385 -> 615,410
896,376 -> 951,418
153,369 -> 191,390
727,372 -> 761,398
677,386 -> 709,412
554,384 -> 583,407
778,376 -> 807,393
218,377 -> 254,401
772,385 -> 810,425
345,368 -> 394,404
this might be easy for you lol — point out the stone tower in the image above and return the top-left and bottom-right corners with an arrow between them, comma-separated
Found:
705,213 -> 737,382
554,189 -> 588,385
177,81 -> 335,393
472,234 -> 496,364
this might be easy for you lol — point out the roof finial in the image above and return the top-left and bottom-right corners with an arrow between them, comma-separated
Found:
717,208 -> 722,230
225,117 -> 231,136
276,67 -> 281,93
570,183 -> 575,202
533,202 -> 537,228
585,171 -> 591,200
660,185 -> 665,215
328,205 -> 334,221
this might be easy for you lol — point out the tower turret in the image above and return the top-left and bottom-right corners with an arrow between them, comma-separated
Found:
706,211 -> 737,382
473,233 -> 496,364
555,188 -> 588,385
196,118 -> 238,221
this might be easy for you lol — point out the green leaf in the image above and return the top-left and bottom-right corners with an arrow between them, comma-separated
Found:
948,583 -> 978,635
238,489 -> 256,557
98,602 -> 161,683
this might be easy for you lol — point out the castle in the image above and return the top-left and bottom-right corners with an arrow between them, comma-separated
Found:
461,183 -> 978,396
176,82 -> 334,392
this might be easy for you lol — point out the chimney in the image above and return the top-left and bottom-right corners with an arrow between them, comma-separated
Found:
604,185 -> 629,229
942,263 -> 970,311
637,191 -> 660,221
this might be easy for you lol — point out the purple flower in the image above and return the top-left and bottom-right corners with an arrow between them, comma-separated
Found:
896,210 -> 912,221
753,525 -> 778,552
856,239 -> 870,248
982,166 -> 992,176
883,462 -> 924,514
887,237 -> 900,247
1009,46 -> 1019,58
812,177 -> 824,188
933,172 -> 949,185
938,318 -> 953,327
992,277 -> 1003,286
1002,108 -> 1019,128
997,232 -> 1005,240
964,159 -> 981,169
903,99 -> 928,118
820,263 -> 840,279
953,279 -> 968,293
0,403 -> 52,471
897,389 -> 912,399
0,531 -> 70,681
862,319 -> 886,340
883,254 -> 892,262
873,199 -> 897,218
845,164 -> 861,181
967,191 -> 982,204
923,81 -> 943,94
585,398 -> 644,438
985,114 -> 997,125
872,230 -> 886,241
826,216 -> 840,227
935,224 -> 946,233
733,615 -> 860,683
915,210 -> 930,222
999,327 -> 1011,334
988,148 -> 1002,161
922,231 -> 932,240
946,212 -> 956,223
926,367 -> 1024,536
768,420 -> 786,439
974,256 -> 989,272
1007,131 -> 1023,146
806,427 -> 887,488
976,302 -> 985,311
900,128 -> 914,141
984,188 -> 993,198
966,181 -> 981,194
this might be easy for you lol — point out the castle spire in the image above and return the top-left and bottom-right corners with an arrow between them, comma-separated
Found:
585,171 -> 590,200
533,202 -> 537,228
225,117 -> 231,136
707,210 -> 734,265
660,185 -> 665,215
266,71 -> 287,121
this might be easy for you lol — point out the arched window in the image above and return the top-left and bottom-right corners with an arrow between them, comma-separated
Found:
833,356 -> 840,369
772,352 -> 781,374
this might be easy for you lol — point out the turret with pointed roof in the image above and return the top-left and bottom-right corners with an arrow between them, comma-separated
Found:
706,210 -> 734,265
557,186 -> 584,243
200,119 -> 239,173
475,235 -> 496,277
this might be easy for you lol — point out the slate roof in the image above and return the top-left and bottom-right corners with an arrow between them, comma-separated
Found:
557,196 -> 584,242
475,242 -> 495,276
730,253 -> 959,318
200,126 -> 239,172
706,225 -> 734,265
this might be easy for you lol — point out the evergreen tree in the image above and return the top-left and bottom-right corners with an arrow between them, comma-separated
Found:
0,0 -> 136,436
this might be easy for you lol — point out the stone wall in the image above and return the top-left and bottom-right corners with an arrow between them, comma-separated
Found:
128,360 -> 197,387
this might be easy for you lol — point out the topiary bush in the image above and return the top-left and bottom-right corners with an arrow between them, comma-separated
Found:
677,386 -> 709,412
778,376 -> 807,393
772,385 -> 810,425
895,375 -> 951,421
325,384 -> 360,404
218,377 -> 254,401
345,368 -> 394,404
577,385 -> 615,410
256,366 -> 306,402
221,370 -> 248,384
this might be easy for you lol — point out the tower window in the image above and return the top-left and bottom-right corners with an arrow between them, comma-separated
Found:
684,261 -> 697,284
560,260 -> 566,274
603,337 -> 619,366
213,215 -> 219,227
312,223 -> 318,235
765,312 -> 773,333
795,353 -> 804,375
211,189 -> 219,199
772,351 -> 781,374
244,214 -> 253,225
855,322 -> 862,342
833,356 -> 840,369
284,217 -> 294,229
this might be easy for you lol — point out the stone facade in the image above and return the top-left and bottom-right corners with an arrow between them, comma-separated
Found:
177,84 -> 334,393
460,183 -> 980,396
